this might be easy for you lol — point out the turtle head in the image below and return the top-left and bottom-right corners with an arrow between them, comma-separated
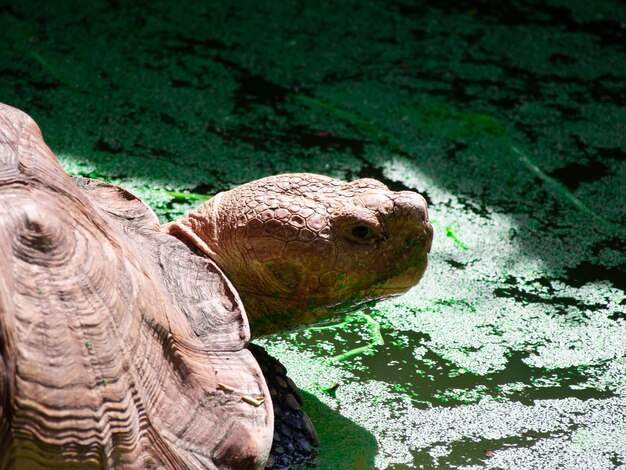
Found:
163,174 -> 432,336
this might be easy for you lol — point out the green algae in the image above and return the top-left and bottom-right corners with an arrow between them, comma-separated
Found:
163,189 -> 212,202
398,102 -> 508,141
511,146 -> 626,238
314,312 -> 385,364
442,223 -> 469,250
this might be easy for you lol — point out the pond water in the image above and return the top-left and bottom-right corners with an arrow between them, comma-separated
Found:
2,0 -> 625,467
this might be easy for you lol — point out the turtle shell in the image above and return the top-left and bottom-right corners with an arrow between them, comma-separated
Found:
0,103 -> 272,468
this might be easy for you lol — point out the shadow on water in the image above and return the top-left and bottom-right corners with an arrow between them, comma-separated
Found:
300,391 -> 378,469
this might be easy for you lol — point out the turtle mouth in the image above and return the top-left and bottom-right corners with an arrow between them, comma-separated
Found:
320,255 -> 428,314
373,255 -> 429,294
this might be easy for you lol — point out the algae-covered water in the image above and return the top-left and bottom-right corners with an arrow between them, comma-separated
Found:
2,0 -> 625,467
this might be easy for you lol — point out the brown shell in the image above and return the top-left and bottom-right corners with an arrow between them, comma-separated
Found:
0,103 -> 272,468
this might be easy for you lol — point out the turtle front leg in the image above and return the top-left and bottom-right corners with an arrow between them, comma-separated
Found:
247,344 -> 319,469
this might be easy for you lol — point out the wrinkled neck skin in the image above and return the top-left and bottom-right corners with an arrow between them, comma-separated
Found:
162,174 -> 433,337
162,192 -> 226,260
163,194 -> 326,335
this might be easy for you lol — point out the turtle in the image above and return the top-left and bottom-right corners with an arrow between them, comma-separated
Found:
0,102 -> 433,469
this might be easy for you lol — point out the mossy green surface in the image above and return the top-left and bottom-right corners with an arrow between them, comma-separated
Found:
2,0 -> 625,467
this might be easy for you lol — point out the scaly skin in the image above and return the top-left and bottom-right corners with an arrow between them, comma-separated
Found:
163,173 -> 433,336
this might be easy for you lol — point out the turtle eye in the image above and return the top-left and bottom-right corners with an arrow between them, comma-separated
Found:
344,224 -> 380,245
352,226 -> 372,239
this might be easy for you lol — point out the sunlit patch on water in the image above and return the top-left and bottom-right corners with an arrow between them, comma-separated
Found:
255,161 -> 626,468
